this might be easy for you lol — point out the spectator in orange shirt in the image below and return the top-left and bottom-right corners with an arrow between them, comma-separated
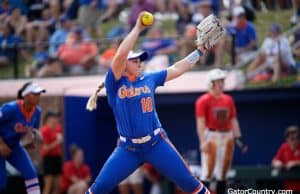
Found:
98,38 -> 121,73
272,125 -> 300,193
57,27 -> 98,75
60,145 -> 91,194
41,110 -> 63,194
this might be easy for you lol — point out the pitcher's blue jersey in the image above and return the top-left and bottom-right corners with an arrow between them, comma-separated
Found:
0,100 -> 41,147
105,68 -> 167,138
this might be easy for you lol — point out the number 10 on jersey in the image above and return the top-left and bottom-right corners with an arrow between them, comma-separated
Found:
141,97 -> 153,113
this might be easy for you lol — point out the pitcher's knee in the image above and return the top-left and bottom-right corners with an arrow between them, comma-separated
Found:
86,180 -> 113,194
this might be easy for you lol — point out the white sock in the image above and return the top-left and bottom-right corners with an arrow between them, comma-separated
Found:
25,178 -> 41,194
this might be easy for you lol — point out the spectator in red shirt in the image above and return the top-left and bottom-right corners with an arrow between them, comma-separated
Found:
272,125 -> 300,192
195,68 -> 248,194
41,110 -> 63,194
60,145 -> 91,194
57,27 -> 98,75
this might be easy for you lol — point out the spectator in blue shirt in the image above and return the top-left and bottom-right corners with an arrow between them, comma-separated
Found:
0,23 -> 23,67
48,15 -> 91,57
214,6 -> 257,67
48,15 -> 74,56
0,0 -> 13,23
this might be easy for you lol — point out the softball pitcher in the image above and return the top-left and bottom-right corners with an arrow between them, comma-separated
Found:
85,12 -> 225,194
195,69 -> 248,194
0,82 -> 45,194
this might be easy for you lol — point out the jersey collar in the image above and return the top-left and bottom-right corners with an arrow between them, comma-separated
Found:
17,100 -> 36,123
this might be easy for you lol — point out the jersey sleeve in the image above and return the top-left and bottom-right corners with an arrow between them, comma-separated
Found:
105,68 -> 119,95
83,165 -> 91,178
148,70 -> 167,88
248,23 -> 257,42
195,96 -> 207,118
0,104 -> 14,125
273,144 -> 285,162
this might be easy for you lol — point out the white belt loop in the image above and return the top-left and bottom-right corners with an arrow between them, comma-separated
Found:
154,128 -> 161,135
119,128 -> 161,144
119,136 -> 126,142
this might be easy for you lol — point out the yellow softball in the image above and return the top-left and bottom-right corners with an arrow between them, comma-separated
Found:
141,11 -> 154,26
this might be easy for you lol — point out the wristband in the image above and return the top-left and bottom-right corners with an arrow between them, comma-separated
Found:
184,49 -> 203,66
235,137 -> 245,149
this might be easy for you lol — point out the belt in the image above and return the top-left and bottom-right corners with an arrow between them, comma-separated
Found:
119,128 -> 161,144
208,128 -> 230,133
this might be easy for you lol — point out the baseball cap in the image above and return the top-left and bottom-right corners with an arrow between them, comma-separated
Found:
127,50 -> 148,61
207,68 -> 227,82
269,23 -> 281,33
59,15 -> 70,23
22,82 -> 46,97
232,6 -> 245,17
71,26 -> 83,35
198,0 -> 212,7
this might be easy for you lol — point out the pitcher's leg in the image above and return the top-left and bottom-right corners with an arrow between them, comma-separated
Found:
145,136 -> 209,194
87,146 -> 142,194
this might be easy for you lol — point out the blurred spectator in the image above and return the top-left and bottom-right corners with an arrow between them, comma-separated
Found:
272,125 -> 300,193
57,27 -> 98,75
292,26 -> 300,65
97,0 -> 124,23
77,0 -> 100,36
48,0 -> 62,19
98,38 -> 121,73
36,56 -> 63,77
140,23 -> 177,71
25,42 -> 49,77
27,0 -> 46,21
214,6 -> 257,67
65,0 -> 80,20
128,0 -> 157,29
60,145 -> 91,194
41,111 -> 63,194
177,24 -> 197,59
0,22 -> 28,67
5,8 -> 27,38
26,7 -> 56,44
48,15 -> 74,56
118,168 -> 144,194
9,0 -> 28,15
0,0 -> 13,23
77,0 -> 120,38
142,163 -> 162,194
192,0 -> 213,24
176,1 -> 193,35
247,24 -> 296,83
291,0 -> 300,25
